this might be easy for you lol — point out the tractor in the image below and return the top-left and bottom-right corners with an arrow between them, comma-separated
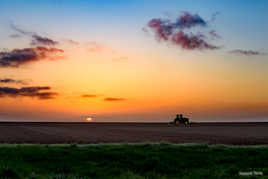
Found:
173,114 -> 189,125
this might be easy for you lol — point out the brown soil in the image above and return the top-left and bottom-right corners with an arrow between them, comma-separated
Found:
0,122 -> 267,145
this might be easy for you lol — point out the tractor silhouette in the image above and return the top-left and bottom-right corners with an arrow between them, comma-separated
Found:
173,114 -> 189,125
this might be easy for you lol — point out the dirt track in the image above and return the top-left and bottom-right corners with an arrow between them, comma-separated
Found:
0,122 -> 268,145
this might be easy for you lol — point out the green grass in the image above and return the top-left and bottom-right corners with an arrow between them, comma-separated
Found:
0,143 -> 268,178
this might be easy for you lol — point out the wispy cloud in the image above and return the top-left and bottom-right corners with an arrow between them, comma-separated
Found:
0,78 -> 28,85
81,94 -> 98,98
66,40 -> 80,46
144,11 -> 220,50
10,23 -> 58,46
0,86 -> 58,99
104,97 -> 126,101
31,35 -> 58,46
229,49 -> 266,56
85,41 -> 117,54
0,46 -> 64,68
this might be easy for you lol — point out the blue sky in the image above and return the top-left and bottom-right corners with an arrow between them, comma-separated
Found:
1,0 -> 267,51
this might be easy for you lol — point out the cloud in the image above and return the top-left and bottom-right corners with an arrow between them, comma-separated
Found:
0,78 -> 28,85
66,40 -> 80,45
0,86 -> 58,99
147,18 -> 174,41
229,49 -> 266,56
81,94 -> 97,98
0,46 -> 64,68
10,23 -> 30,35
147,12 -> 207,41
31,35 -> 58,46
174,12 -> 207,29
171,31 -> 219,50
10,23 -> 58,46
145,11 -> 220,50
104,97 -> 126,101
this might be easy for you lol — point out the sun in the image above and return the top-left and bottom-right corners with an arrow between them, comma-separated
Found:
86,117 -> 93,122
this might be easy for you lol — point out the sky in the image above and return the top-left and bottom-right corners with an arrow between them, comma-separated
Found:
0,0 -> 267,122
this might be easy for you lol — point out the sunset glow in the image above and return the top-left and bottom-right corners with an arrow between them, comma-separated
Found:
86,117 -> 93,122
0,0 -> 267,122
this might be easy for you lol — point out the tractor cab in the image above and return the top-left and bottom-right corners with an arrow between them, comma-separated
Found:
174,114 -> 189,125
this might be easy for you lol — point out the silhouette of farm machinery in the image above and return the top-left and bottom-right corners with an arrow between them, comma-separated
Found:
170,114 -> 190,126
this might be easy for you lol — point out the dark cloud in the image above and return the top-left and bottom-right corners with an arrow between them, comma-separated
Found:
34,46 -> 64,53
229,49 -> 265,56
145,11 -> 220,50
81,94 -> 97,98
31,35 -> 58,46
171,31 -> 219,50
0,46 -> 64,68
147,12 -> 207,41
0,86 -> 58,99
10,23 -> 58,46
175,12 -> 207,29
0,78 -> 28,85
147,18 -> 174,41
104,97 -> 126,101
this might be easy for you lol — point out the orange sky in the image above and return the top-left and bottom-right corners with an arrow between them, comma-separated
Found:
1,45 -> 267,122
0,1 -> 267,122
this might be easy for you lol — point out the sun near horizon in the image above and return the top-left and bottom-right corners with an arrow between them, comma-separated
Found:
86,117 -> 93,122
